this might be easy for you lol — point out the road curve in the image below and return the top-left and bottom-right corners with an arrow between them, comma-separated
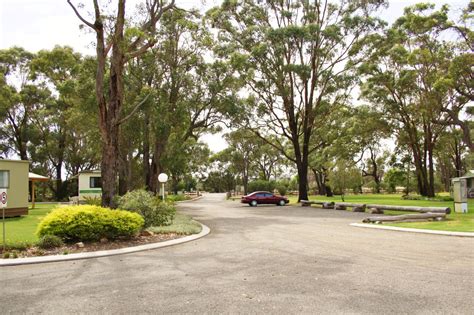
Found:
1,193 -> 473,314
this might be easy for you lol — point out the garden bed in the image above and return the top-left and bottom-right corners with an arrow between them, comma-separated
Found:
2,232 -> 181,259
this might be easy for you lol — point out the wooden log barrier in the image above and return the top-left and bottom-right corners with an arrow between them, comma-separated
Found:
335,203 -> 366,212
362,213 -> 446,223
366,204 -> 450,214
300,200 -> 335,209
368,207 -> 384,214
322,202 -> 335,209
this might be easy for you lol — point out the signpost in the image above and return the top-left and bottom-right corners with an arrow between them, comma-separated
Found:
158,173 -> 168,201
1,189 -> 7,252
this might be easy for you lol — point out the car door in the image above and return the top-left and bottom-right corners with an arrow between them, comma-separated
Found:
264,193 -> 275,204
254,193 -> 265,204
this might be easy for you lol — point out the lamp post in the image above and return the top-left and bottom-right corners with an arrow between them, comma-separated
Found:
158,173 -> 168,201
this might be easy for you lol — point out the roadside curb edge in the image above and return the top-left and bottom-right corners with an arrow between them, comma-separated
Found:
0,222 -> 210,267
350,223 -> 474,237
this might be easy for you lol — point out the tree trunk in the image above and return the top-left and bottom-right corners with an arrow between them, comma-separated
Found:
143,113 -> 151,189
312,168 -> 327,195
101,136 -> 118,208
296,161 -> 309,202
427,144 -> 435,197
54,164 -> 65,201
118,147 -> 130,196
149,138 -> 167,193
243,175 -> 248,195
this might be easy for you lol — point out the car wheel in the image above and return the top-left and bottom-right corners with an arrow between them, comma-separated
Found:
250,200 -> 257,207
279,200 -> 285,206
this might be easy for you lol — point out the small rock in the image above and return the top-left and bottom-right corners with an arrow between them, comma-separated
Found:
100,238 -> 108,243
76,242 -> 84,248
140,230 -> 154,237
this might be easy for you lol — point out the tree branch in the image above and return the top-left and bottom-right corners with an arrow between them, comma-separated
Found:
67,0 -> 96,30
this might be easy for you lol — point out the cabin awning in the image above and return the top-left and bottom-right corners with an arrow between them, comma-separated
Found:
28,172 -> 49,182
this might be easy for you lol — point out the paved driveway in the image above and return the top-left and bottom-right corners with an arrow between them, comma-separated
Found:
1,194 -> 473,314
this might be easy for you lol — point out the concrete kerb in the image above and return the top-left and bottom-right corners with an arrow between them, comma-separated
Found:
350,223 -> 474,237
0,222 -> 210,267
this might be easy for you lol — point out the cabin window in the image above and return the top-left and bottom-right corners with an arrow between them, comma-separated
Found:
89,176 -> 102,188
0,170 -> 9,188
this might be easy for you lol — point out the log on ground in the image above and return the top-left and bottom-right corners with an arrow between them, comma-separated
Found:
366,204 -> 450,214
362,213 -> 446,223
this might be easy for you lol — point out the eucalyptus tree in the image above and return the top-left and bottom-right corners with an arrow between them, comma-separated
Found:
435,128 -> 466,191
29,46 -> 87,200
0,47 -> 46,160
439,1 -> 473,151
350,105 -> 390,193
67,0 -> 175,207
208,0 -> 386,201
123,9 -> 240,193
223,129 -> 260,194
359,4 -> 466,196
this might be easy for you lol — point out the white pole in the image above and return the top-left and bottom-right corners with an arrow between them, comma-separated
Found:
162,183 -> 165,201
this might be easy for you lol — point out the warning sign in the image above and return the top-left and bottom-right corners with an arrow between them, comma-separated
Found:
0,189 -> 7,208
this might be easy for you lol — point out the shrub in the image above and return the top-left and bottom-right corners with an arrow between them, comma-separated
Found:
37,235 -> 64,249
36,205 -> 144,242
276,185 -> 287,196
248,180 -> 276,193
118,190 -> 176,228
166,194 -> 189,202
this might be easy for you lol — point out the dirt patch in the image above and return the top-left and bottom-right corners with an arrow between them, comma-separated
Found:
2,233 -> 182,259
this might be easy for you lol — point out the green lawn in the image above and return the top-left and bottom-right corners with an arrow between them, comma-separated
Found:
0,203 -> 202,249
0,204 -> 58,249
288,194 -> 474,232
147,213 -> 202,235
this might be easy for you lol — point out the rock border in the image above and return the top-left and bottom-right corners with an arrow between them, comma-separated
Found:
0,222 -> 210,267
350,223 -> 474,237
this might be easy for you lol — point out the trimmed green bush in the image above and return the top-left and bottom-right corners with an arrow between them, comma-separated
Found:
37,235 -> 64,249
36,205 -> 144,242
118,190 -> 176,228
276,185 -> 287,196
248,180 -> 276,193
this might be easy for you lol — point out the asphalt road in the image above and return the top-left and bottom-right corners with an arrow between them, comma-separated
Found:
1,194 -> 473,314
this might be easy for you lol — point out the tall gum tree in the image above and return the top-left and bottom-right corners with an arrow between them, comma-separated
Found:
67,0 -> 175,207
208,0 -> 386,201
123,10 -> 240,193
359,4 -> 463,197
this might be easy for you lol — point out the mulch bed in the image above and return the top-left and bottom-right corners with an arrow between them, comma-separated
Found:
2,233 -> 182,259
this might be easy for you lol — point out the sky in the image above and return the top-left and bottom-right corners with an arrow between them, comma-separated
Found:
0,0 -> 470,153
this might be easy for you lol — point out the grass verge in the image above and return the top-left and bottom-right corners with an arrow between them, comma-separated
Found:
288,194 -> 473,233
1,204 -> 202,250
148,213 -> 202,235
0,204 -> 57,249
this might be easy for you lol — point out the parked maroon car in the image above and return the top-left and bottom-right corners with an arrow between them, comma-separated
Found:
241,191 -> 289,206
